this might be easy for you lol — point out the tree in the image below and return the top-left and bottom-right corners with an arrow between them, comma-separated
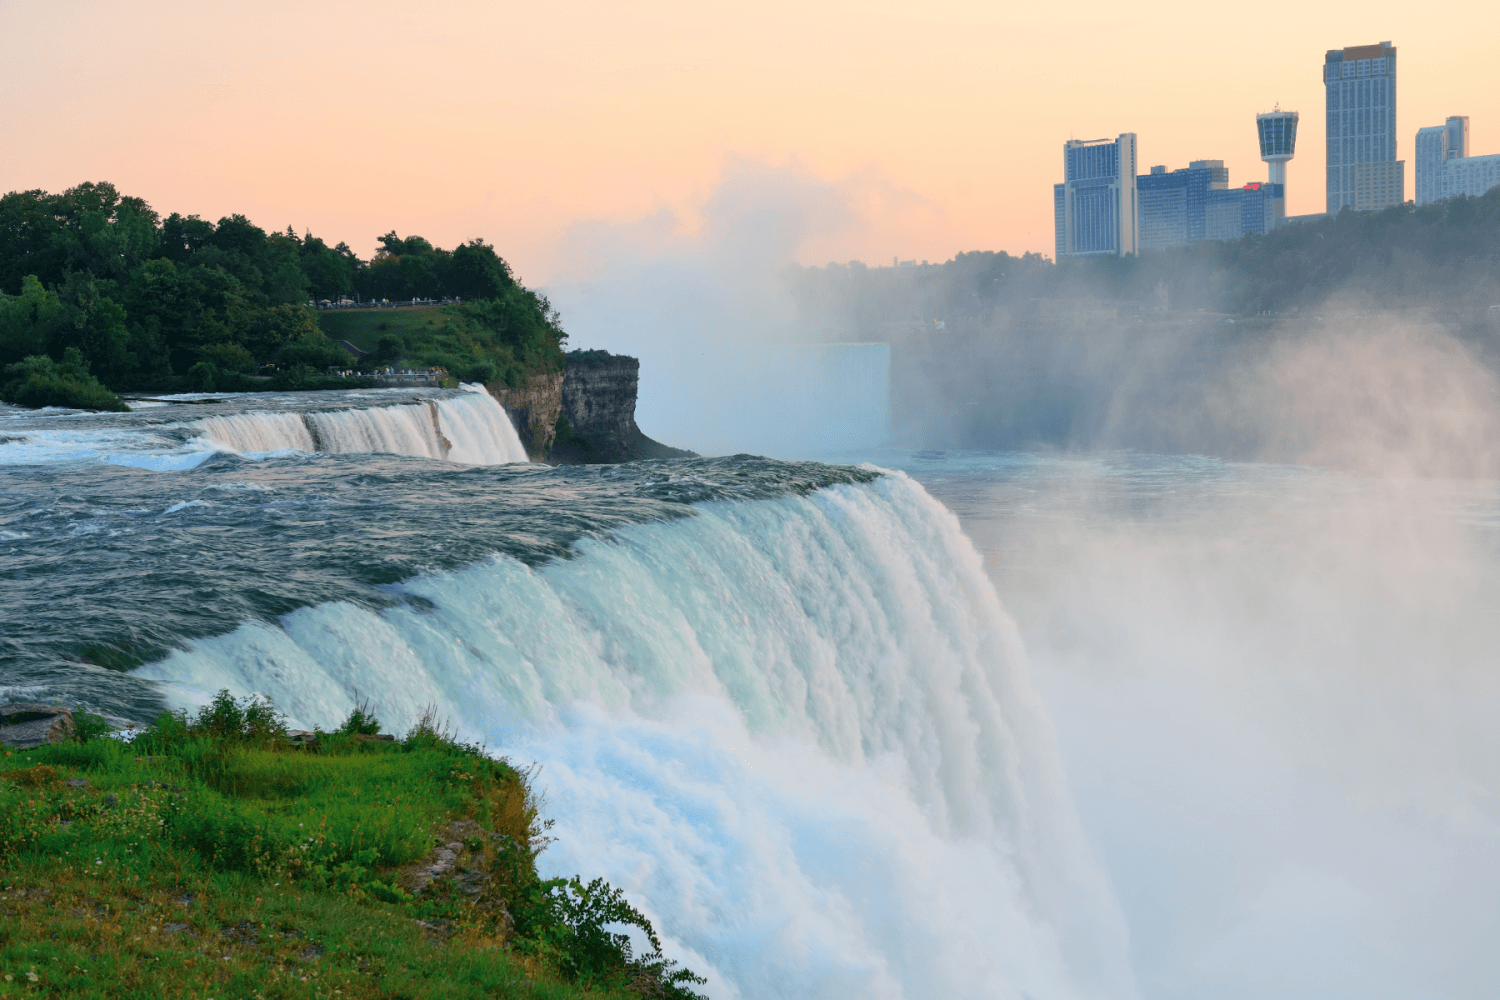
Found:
448,239 -> 514,300
0,275 -> 65,367
55,271 -> 132,383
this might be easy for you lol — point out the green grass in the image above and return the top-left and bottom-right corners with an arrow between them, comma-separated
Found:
313,297 -> 564,387
0,697 -> 704,999
315,308 -> 457,354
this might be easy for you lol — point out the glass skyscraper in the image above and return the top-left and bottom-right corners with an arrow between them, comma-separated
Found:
1053,134 -> 1139,259
1138,161 -> 1224,250
1416,116 -> 1500,204
1324,42 -> 1404,213
1138,160 -> 1282,250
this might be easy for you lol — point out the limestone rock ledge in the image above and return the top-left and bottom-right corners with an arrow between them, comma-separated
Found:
483,370 -> 564,461
551,351 -> 696,465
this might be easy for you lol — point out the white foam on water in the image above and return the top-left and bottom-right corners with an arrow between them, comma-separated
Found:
135,472 -> 1136,1000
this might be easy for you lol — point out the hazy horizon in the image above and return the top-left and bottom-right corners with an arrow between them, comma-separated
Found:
5,1 -> 1498,285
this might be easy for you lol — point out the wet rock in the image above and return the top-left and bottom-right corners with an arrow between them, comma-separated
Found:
0,704 -> 75,749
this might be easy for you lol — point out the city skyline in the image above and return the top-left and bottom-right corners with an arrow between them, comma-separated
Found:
2,2 -> 1496,280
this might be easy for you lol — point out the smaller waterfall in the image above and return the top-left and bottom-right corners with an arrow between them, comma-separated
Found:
193,389 -> 529,465
192,412 -> 316,453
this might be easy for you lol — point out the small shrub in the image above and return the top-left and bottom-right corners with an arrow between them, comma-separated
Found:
336,697 -> 382,736
192,689 -> 286,744
187,360 -> 219,391
71,705 -> 113,743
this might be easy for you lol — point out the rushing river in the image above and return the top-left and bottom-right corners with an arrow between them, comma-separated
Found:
2,391 -> 1496,999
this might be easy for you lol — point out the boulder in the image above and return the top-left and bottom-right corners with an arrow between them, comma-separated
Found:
0,704 -> 75,749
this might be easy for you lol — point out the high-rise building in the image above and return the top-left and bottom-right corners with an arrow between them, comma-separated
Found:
1139,158 -> 1282,249
1446,116 -> 1470,159
1416,116 -> 1473,204
1324,41 -> 1404,213
1416,125 -> 1450,205
1138,160 -> 1225,250
1206,183 -> 1285,240
1053,134 -> 1139,259
1416,115 -> 1500,204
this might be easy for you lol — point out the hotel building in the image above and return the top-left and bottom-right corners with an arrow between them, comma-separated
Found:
1324,42 -> 1403,212
1053,134 -> 1139,259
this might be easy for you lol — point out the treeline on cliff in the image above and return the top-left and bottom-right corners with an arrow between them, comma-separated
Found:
0,181 -> 565,406
789,187 -> 1500,335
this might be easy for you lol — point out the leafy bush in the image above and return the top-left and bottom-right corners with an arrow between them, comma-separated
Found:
514,875 -> 708,997
1,348 -> 128,411
273,336 -> 355,370
186,359 -> 219,391
335,697 -> 381,736
198,340 -> 256,372
71,705 -> 114,743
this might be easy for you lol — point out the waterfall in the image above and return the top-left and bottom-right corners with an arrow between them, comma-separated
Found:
192,411 -> 315,453
192,389 -> 529,464
133,472 -> 1135,1000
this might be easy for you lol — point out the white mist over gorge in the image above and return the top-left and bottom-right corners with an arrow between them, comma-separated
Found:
542,159 -> 928,459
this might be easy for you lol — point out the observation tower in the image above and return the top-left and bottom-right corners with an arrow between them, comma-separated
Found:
1256,107 -> 1299,188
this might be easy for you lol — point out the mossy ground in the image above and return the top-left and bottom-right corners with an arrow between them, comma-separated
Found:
0,701 -> 703,999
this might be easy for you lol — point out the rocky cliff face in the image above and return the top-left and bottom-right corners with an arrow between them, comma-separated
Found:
551,351 -> 694,464
484,369 -> 564,460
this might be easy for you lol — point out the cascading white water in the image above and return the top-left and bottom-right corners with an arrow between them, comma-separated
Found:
302,403 -> 446,457
134,472 -> 1136,1000
192,389 -> 529,464
192,411 -> 315,453
436,391 -> 532,465
0,387 -> 529,468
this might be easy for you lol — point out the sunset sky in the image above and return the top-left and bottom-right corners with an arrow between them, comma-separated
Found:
3,1 -> 1497,285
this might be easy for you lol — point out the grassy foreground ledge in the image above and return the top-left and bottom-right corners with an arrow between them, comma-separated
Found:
0,695 -> 705,1000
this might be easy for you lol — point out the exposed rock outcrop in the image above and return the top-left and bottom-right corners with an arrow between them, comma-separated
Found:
484,369 -> 564,460
551,350 -> 695,464
0,704 -> 75,749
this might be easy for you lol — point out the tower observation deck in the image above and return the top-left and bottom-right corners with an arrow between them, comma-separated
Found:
1257,107 -> 1299,188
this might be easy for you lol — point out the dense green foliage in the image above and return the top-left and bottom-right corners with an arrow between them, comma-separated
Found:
0,693 -> 705,999
790,189 -> 1500,333
0,182 -> 565,402
0,348 -> 127,411
317,296 -> 566,386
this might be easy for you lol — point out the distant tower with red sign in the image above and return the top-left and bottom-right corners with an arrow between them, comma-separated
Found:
1257,107 -> 1297,226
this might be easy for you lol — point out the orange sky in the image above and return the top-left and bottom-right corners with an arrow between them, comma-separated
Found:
2,1 -> 1496,283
